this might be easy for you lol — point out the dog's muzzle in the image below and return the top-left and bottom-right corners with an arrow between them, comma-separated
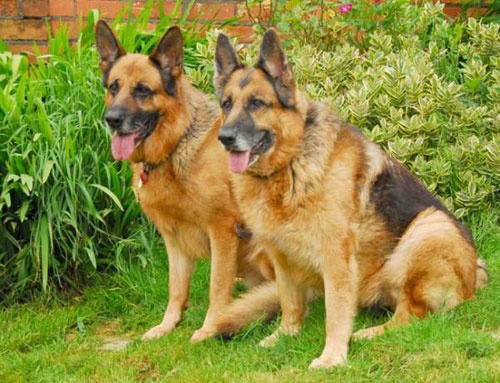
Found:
218,127 -> 237,150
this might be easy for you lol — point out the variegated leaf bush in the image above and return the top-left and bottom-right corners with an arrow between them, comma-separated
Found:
189,3 -> 499,221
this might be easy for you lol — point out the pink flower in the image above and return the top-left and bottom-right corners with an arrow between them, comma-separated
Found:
374,0 -> 382,3
338,3 -> 353,14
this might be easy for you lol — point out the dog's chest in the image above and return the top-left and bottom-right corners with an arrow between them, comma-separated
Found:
240,191 -> 325,273
131,165 -> 210,258
133,166 -> 182,211
164,221 -> 211,260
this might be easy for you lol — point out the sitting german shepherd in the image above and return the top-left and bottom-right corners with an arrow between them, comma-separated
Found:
213,29 -> 489,368
95,21 -> 274,343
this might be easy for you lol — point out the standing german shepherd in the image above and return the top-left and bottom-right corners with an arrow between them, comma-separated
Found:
213,30 -> 489,368
95,21 -> 274,342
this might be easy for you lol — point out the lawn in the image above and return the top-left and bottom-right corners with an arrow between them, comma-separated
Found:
1,1 -> 499,382
1,221 -> 498,383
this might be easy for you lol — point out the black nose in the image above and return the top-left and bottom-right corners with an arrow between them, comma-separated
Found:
218,128 -> 236,147
105,109 -> 124,130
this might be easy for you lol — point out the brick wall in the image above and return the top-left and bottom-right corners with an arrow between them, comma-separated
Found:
441,0 -> 491,18
0,1 -> 493,57
0,0 -> 254,56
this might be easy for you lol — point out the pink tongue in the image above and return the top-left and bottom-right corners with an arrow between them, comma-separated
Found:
111,133 -> 140,161
228,151 -> 251,174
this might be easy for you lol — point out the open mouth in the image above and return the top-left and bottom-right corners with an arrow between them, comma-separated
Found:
228,131 -> 272,174
110,113 -> 159,161
111,132 -> 142,161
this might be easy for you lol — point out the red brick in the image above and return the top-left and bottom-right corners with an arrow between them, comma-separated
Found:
50,0 -> 74,17
8,43 -> 49,63
225,25 -> 254,43
133,21 -> 158,32
188,2 -> 235,21
190,20 -> 217,37
51,19 -> 79,39
443,6 -> 462,18
0,19 -> 47,40
149,1 -> 180,19
77,0 -> 180,20
146,21 -> 160,31
0,0 -> 17,17
9,43 -> 48,54
442,5 -> 486,19
23,0 -> 50,17
76,1 -> 180,21
466,7 -> 488,17
183,20 -> 208,37
236,4 -> 271,23
442,0 -> 477,4
78,0 -> 142,18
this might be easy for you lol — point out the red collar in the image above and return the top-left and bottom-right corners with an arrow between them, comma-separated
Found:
138,161 -> 164,188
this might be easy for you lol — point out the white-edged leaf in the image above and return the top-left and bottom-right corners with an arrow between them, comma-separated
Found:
2,191 -> 11,207
42,160 -> 54,184
18,200 -> 30,222
85,246 -> 97,269
20,174 -> 33,192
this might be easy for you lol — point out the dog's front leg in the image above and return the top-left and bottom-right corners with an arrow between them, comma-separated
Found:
190,224 -> 238,342
309,235 -> 358,369
259,248 -> 306,348
142,234 -> 194,341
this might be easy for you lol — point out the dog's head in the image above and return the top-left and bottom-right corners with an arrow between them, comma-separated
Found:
95,20 -> 184,162
214,29 -> 304,175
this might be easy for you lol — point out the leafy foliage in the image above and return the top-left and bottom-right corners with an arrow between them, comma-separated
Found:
0,0 -> 498,301
0,0 -> 213,302
192,2 -> 500,219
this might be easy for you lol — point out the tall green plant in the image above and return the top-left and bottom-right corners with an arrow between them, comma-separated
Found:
0,0 -> 213,302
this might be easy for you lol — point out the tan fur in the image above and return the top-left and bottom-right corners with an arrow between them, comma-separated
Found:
215,281 -> 281,336
475,258 -> 490,290
97,27 -> 274,343
214,31 -> 488,368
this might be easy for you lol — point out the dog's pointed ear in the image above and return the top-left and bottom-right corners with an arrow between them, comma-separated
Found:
214,33 -> 243,98
95,20 -> 125,85
256,29 -> 296,109
149,26 -> 183,97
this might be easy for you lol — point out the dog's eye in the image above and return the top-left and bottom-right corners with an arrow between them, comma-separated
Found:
222,99 -> 232,112
134,84 -> 153,98
250,98 -> 265,110
109,81 -> 119,96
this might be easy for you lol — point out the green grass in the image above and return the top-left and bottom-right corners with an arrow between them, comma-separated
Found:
1,220 -> 498,382
0,1 -> 499,381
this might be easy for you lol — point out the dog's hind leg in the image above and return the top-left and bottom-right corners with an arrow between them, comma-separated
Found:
353,208 -> 478,340
352,299 -> 412,340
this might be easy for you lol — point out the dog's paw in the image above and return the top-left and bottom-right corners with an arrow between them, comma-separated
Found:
258,333 -> 279,348
309,353 -> 345,370
141,323 -> 176,341
190,327 -> 215,343
351,325 -> 384,341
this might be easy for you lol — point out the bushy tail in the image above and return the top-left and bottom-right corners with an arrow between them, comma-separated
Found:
475,258 -> 490,289
215,281 -> 281,336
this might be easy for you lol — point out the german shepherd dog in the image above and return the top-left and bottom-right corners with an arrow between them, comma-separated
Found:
213,30 -> 489,368
95,21 -> 274,343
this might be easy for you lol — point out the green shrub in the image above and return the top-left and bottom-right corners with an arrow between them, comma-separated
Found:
191,2 -> 499,220
0,0 -> 498,302
0,0 -> 221,302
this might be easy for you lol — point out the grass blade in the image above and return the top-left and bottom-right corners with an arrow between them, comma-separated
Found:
40,215 -> 49,290
90,183 -> 124,211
